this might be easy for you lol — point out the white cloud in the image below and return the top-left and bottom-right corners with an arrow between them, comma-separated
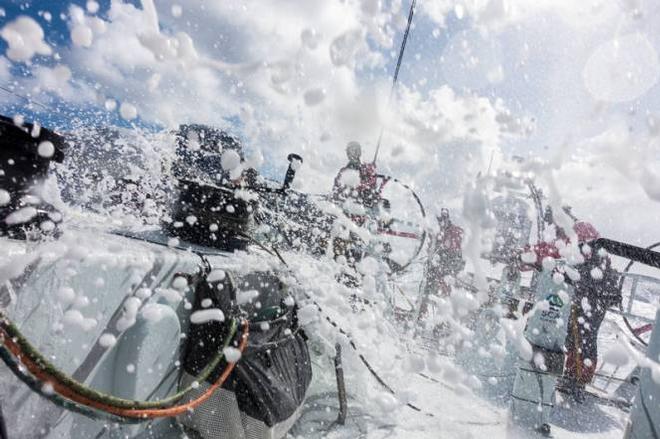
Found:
4,0 -> 658,245
0,16 -> 51,63
546,120 -> 660,246
583,33 -> 660,103
0,56 -> 11,81
419,0 -> 623,31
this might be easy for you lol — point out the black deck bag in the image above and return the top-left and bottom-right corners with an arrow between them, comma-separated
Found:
0,115 -> 65,239
168,179 -> 254,251
168,124 -> 256,251
179,271 -> 311,439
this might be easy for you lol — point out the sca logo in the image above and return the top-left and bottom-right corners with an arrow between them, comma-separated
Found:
546,294 -> 564,308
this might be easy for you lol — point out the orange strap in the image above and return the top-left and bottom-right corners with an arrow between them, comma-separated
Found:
0,321 -> 249,419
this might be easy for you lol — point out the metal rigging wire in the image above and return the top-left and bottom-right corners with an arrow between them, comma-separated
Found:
372,0 -> 417,164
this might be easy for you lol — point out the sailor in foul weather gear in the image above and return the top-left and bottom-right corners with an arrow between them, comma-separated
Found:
331,141 -> 375,272
510,230 -> 573,435
559,214 -> 621,401
332,141 -> 379,209
417,209 -> 465,323
508,206 -> 579,434
424,209 -> 465,297
522,207 -> 620,401
510,206 -> 619,434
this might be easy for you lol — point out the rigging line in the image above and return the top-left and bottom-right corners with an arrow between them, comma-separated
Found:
640,387 -> 660,439
0,343 -> 140,424
0,317 -> 238,410
391,0 -> 417,89
0,85 -> 50,111
0,404 -> 7,439
0,319 -> 248,419
239,231 -> 501,425
373,0 -> 417,164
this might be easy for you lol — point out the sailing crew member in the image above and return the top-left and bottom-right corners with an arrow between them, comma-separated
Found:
424,208 -> 465,297
417,208 -> 465,321
522,206 -> 621,401
332,141 -> 379,208
562,219 -> 621,401
417,209 -> 464,334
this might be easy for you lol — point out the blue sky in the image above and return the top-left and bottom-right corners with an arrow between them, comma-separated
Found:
0,1 -> 478,135
0,0 -> 470,186
2,0 -> 660,152
1,0 -> 660,240
0,0 -> 146,129
0,2 -> 597,135
0,0 -> 659,250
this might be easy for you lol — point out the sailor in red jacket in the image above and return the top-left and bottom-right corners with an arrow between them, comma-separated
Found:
424,208 -> 465,296
332,141 -> 379,208
330,141 -> 380,271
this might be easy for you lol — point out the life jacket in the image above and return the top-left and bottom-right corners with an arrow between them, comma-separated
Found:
333,162 -> 380,207
435,223 -> 464,252
427,223 -> 465,278
524,221 -> 600,267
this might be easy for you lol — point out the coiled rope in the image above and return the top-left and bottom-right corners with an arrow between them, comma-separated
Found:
0,313 -> 248,421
